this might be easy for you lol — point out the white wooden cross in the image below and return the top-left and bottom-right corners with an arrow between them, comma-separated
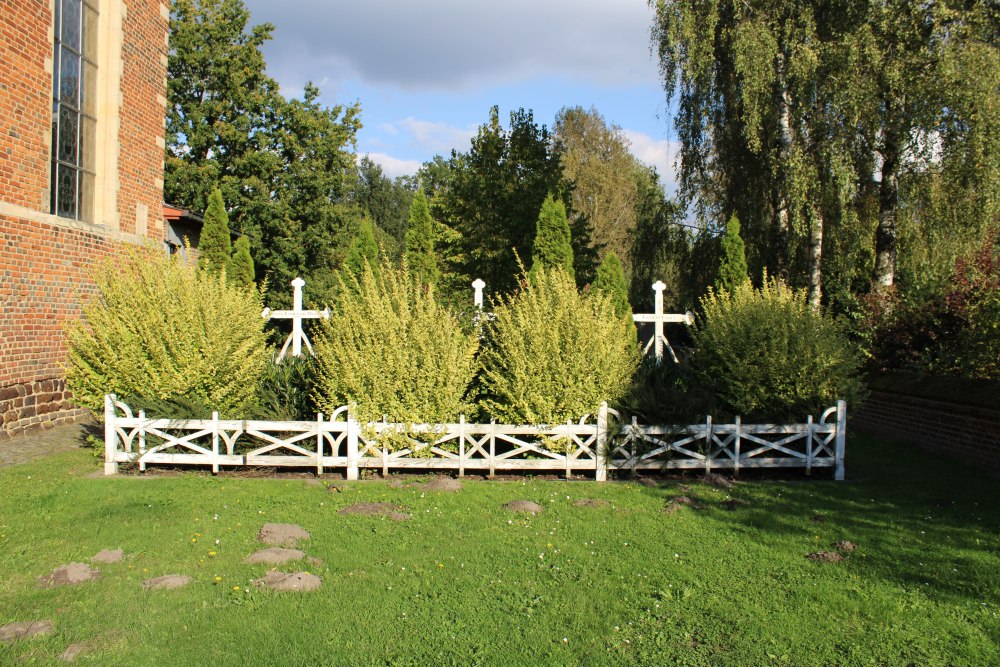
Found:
261,277 -> 330,363
472,279 -> 486,310
632,281 -> 693,364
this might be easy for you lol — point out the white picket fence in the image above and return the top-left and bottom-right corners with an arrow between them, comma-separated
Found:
103,395 -> 847,480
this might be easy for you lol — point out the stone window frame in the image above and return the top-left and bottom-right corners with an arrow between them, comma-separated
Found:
50,0 -> 99,223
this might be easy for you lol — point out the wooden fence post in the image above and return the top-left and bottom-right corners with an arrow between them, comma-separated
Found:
705,415 -> 713,474
489,420 -> 496,479
834,400 -> 847,481
211,411 -> 220,474
138,409 -> 146,472
806,414 -> 814,475
346,409 -> 360,481
104,394 -> 117,475
734,415 -> 741,478
596,402 -> 608,482
316,413 -> 324,476
459,414 -> 466,478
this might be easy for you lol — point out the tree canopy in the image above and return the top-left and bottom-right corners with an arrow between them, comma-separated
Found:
650,0 -> 999,311
166,0 -> 361,308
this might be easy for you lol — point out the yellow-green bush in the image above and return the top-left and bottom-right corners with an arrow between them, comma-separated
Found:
312,263 -> 478,423
65,247 -> 270,416
690,277 -> 865,420
478,266 -> 640,423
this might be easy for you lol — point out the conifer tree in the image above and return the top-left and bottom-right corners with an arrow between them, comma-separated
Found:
228,235 -> 255,288
530,194 -> 574,279
199,188 -> 232,275
593,252 -> 631,318
343,218 -> 380,280
405,189 -> 439,286
715,214 -> 749,293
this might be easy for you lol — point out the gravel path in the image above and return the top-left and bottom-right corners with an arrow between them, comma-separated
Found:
0,423 -> 90,467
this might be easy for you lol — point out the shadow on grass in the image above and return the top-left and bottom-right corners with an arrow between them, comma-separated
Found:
642,431 -> 1000,607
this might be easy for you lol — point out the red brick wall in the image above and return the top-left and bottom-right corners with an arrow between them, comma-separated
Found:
853,390 -> 1000,478
0,0 -> 169,438
117,0 -> 168,238
0,0 -> 53,212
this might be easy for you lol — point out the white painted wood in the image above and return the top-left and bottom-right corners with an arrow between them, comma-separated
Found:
806,414 -> 814,474
316,413 -> 324,476
104,394 -> 117,475
211,411 -> 220,474
138,409 -> 147,472
262,277 -> 331,362
630,281 -> 693,363
595,402 -> 608,482
346,414 -> 360,481
835,400 -> 847,481
472,279 -> 485,309
459,414 -> 466,478
102,395 -> 847,480
734,415 -> 741,477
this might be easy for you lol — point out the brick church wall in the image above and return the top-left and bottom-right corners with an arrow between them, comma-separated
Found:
0,0 -> 169,439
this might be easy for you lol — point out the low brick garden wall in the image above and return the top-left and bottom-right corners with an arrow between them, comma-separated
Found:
853,377 -> 1000,477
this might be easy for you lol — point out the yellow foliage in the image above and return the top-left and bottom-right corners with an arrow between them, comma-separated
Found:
478,265 -> 640,424
312,262 -> 478,425
65,246 -> 270,416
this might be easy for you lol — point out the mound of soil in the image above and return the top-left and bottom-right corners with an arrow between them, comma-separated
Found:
246,548 -> 306,565
59,642 -> 89,662
421,477 -> 462,492
834,540 -> 857,553
573,498 -> 610,508
254,571 -> 321,592
37,563 -> 100,588
806,551 -> 843,563
720,498 -> 750,511
664,496 -> 702,514
143,575 -> 191,590
91,549 -> 124,564
635,478 -> 660,488
339,503 -> 410,521
704,473 -> 733,489
258,523 -> 311,547
0,620 -> 54,642
503,500 -> 543,514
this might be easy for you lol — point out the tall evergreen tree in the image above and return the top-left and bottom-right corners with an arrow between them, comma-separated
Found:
352,155 -> 415,258
343,218 -> 380,281
166,0 -> 361,308
531,195 -> 574,278
198,189 -> 232,274
405,190 -> 439,287
715,214 -> 749,294
432,107 -> 595,293
593,252 -> 631,318
228,235 -> 255,288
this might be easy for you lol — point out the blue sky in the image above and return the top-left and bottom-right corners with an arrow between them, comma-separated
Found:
243,0 -> 679,189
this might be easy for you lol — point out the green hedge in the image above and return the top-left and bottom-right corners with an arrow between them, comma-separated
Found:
65,247 -> 270,416
477,266 -> 640,423
312,263 -> 478,423
690,278 -> 865,421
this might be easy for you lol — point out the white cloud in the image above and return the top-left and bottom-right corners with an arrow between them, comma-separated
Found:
397,118 -> 477,155
246,0 -> 658,92
364,152 -> 422,179
622,129 -> 681,193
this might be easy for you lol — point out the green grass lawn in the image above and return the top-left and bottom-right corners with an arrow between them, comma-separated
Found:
1,432 -> 997,666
